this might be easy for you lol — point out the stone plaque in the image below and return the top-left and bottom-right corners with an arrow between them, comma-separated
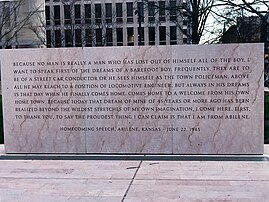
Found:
1,44 -> 264,154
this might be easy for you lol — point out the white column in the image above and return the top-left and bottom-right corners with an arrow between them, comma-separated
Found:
16,0 -> 46,48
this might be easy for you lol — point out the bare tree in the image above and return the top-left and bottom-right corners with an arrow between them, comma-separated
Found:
44,0 -> 123,48
210,0 -> 269,43
142,0 -> 217,44
228,0 -> 268,42
0,0 -> 44,48
220,0 -> 268,20
147,0 -> 268,44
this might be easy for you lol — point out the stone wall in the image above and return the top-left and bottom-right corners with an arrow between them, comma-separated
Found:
0,44 -> 264,154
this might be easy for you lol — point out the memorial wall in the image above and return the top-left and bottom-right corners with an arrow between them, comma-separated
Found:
1,44 -> 264,154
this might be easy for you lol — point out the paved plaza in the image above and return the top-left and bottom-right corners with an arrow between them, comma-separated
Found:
0,145 -> 269,202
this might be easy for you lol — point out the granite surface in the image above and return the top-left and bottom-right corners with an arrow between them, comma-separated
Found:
0,44 -> 264,154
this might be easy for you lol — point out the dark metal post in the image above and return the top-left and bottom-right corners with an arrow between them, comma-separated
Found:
137,1 -> 143,46
138,16 -> 142,45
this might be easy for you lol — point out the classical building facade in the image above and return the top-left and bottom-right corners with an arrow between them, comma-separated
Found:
0,0 -> 45,48
45,0 -> 191,47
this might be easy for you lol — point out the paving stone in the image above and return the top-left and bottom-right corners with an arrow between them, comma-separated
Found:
126,179 -> 269,201
135,161 -> 269,181
0,145 -> 269,202
0,160 -> 139,180
0,178 -> 131,201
